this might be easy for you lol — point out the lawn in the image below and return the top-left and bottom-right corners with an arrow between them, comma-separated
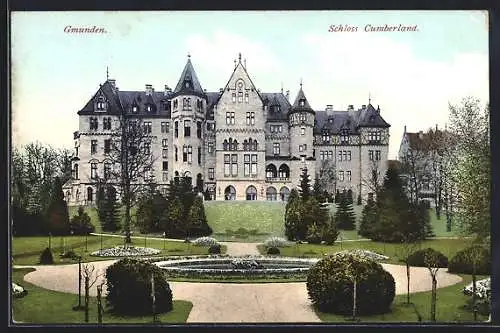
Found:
12,235 -> 225,266
315,274 -> 489,323
258,238 -> 467,265
204,201 -> 286,242
11,268 -> 192,324
428,209 -> 460,237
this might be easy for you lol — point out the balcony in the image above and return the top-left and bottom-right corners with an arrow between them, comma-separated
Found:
266,177 -> 290,182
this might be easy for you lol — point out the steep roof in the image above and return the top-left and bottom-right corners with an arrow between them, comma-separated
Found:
356,104 -> 390,128
290,86 -> 314,115
173,57 -> 204,95
78,80 -> 123,115
117,90 -> 172,117
314,110 -> 358,134
261,92 -> 291,121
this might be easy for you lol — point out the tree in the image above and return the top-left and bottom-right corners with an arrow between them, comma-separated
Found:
69,206 -> 94,235
397,237 -> 420,305
424,250 -> 442,322
163,197 -> 184,238
358,196 -> 378,238
102,186 -> 121,232
334,194 -> 356,230
400,132 -> 430,205
298,168 -> 312,201
105,117 -> 157,244
284,189 -> 303,241
448,98 -> 490,243
45,177 -> 70,235
361,159 -> 384,202
312,175 -> 325,203
317,159 -> 336,198
187,196 -> 212,237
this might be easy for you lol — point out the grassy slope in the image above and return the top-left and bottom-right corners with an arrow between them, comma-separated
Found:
12,235 -> 225,266
12,268 -> 192,324
315,274 -> 489,323
258,238 -> 467,265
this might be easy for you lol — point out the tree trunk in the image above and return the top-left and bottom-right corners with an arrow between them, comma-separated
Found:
97,285 -> 103,324
406,263 -> 411,304
124,198 -> 132,244
78,260 -> 82,308
352,277 -> 357,320
431,275 -> 437,322
84,276 -> 89,323
472,262 -> 477,321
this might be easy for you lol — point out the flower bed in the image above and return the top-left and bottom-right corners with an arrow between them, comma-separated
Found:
263,236 -> 290,248
90,246 -> 160,257
192,237 -> 219,247
12,282 -> 28,298
332,249 -> 389,261
463,277 -> 490,299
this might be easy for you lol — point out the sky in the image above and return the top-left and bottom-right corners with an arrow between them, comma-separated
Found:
11,11 -> 489,159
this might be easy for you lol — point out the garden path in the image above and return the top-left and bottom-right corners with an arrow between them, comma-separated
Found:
219,242 -> 260,256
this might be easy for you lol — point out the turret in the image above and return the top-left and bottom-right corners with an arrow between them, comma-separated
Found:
288,83 -> 315,159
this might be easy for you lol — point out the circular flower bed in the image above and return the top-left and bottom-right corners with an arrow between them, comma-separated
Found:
332,249 -> 389,261
91,246 -> 160,257
154,255 -> 318,280
463,277 -> 490,299
192,237 -> 219,247
12,283 -> 28,298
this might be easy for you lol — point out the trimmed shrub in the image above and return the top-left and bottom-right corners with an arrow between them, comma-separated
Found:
39,247 -> 54,264
267,247 -> 280,255
449,245 -> 491,275
208,244 -> 221,254
106,258 -> 173,316
192,236 -> 218,247
407,248 -> 448,268
60,250 -> 80,260
264,236 -> 290,248
307,253 -> 395,315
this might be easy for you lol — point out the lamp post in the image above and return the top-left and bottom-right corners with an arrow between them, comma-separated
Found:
100,233 -> 103,252
163,232 -> 166,251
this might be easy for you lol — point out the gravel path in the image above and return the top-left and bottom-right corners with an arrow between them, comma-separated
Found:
220,242 -> 260,256
19,258 -> 462,323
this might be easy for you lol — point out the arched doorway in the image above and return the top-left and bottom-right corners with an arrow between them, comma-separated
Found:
279,186 -> 290,201
246,185 -> 257,200
224,185 -> 236,200
266,187 -> 277,201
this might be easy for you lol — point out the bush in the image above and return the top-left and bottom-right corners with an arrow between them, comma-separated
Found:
306,224 -> 323,244
192,236 -> 218,247
39,247 -> 54,264
106,258 -> 173,315
267,247 -> 280,255
322,223 -> 339,245
407,248 -> 448,268
264,236 -> 290,248
449,245 -> 491,275
208,244 -> 221,254
60,250 -> 80,260
307,253 -> 395,315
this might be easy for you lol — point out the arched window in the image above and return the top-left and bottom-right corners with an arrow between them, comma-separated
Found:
233,139 -> 238,151
73,164 -> 79,179
66,191 -> 71,202
87,187 -> 93,203
279,187 -> 290,201
243,139 -> 248,151
223,139 -> 228,150
224,185 -> 236,200
266,164 -> 277,179
278,164 -> 290,179
266,187 -> 277,201
253,139 -> 258,151
246,185 -> 257,200
196,173 -> 203,192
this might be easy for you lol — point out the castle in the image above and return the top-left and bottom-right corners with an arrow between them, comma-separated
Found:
63,54 -> 391,205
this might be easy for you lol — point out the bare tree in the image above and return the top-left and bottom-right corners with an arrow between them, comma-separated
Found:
400,134 -> 430,205
96,281 -> 106,324
398,237 -> 420,305
82,264 -> 104,323
318,159 -> 336,195
424,251 -> 442,322
361,159 -> 384,199
106,115 -> 157,244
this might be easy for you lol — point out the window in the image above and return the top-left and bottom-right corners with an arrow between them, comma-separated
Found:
103,117 -> 112,130
232,93 -> 236,103
244,154 -> 257,176
162,139 -> 168,147
162,148 -> 168,159
375,150 -> 381,161
299,145 -> 304,152
226,112 -> 235,125
270,125 -> 283,133
320,151 -> 325,160
146,105 -> 152,112
73,164 -> 79,179
231,154 -> 238,176
183,97 -> 191,110
197,122 -> 202,138
206,122 -> 215,131
328,151 -> 333,159
91,140 -> 97,154
208,142 -> 214,154
104,163 -> 111,179
174,121 -> 179,138
208,168 -> 214,180
198,147 -> 201,165
246,112 -> 255,125
143,142 -> 151,155
91,163 -> 98,179
347,151 -> 351,161
244,154 -> 250,176
224,154 -> 231,176
340,131 -> 349,144
322,132 -> 330,142
273,143 -> 280,155
184,120 -> 191,137
368,131 -> 382,143
183,145 -> 192,163
89,117 -> 98,130
196,99 -> 203,111
252,140 -> 258,151
143,122 -> 152,134
238,91 -> 243,103
301,127 -> 305,136
346,171 -> 351,182
87,187 -> 93,202
251,154 -> 257,175
175,146 -> 178,161
96,98 -> 106,111
245,93 -> 249,103
299,113 -> 306,122
338,171 -> 344,182
162,172 -> 169,182
173,99 -> 178,110
104,139 -> 111,154
132,105 -> 138,113
161,122 -> 168,133
369,150 -> 374,161
162,161 -> 168,171
342,151 -> 347,161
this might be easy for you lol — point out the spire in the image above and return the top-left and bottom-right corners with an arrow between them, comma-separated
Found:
244,58 -> 247,69
173,55 -> 204,94
281,81 -> 283,94
291,82 -> 313,111
368,92 -> 371,104
238,52 -> 242,63
300,78 -> 303,89
106,66 -> 109,81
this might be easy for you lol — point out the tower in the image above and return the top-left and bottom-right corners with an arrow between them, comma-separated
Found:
170,55 -> 207,190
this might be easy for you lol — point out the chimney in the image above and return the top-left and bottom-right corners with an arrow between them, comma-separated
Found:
286,90 -> 290,101
219,88 -> 224,94
145,84 -> 153,96
108,79 -> 116,89
404,125 -> 407,133
347,104 -> 354,111
418,130 -> 424,139
164,85 -> 172,95
326,105 -> 333,115
362,105 -> 366,110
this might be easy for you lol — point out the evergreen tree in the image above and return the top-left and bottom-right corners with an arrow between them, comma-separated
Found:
96,185 -> 106,224
299,168 -> 312,201
101,186 -> 120,232
187,196 -> 212,237
322,215 -> 340,245
313,175 -> 325,203
335,189 -> 341,203
69,206 -> 95,235
358,197 -> 378,238
136,194 -> 154,234
163,197 -> 185,238
284,190 -> 303,240
334,194 -> 356,230
44,177 -> 70,235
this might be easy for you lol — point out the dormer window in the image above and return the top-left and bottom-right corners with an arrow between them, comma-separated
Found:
132,105 -> 138,113
329,118 -> 334,124
340,130 -> 350,145
173,99 -> 178,110
146,105 -> 152,112
96,97 -> 107,112
299,99 -> 305,107
322,132 -> 330,143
